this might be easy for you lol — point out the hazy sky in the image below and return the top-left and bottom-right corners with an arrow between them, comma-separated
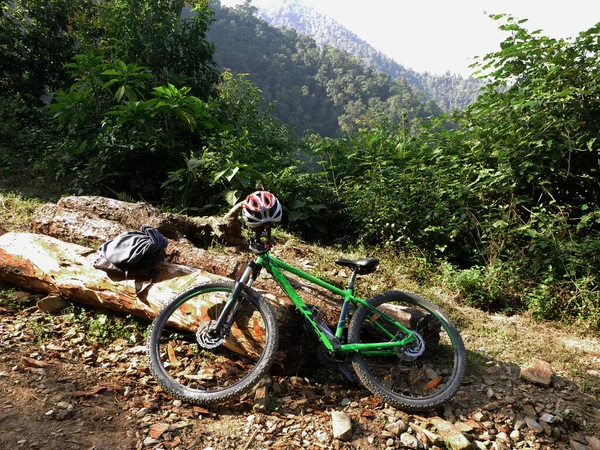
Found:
219,0 -> 600,76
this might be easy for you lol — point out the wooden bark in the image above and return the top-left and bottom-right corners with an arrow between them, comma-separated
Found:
33,195 -> 245,246
30,195 -> 344,319
0,232 -> 305,369
32,196 -> 246,279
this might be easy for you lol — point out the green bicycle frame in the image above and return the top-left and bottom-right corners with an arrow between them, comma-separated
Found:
254,252 -> 416,354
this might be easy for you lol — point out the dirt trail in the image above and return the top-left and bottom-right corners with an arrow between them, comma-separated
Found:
1,286 -> 599,450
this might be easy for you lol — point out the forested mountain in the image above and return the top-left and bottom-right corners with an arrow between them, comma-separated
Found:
206,1 -> 443,137
250,0 -> 484,112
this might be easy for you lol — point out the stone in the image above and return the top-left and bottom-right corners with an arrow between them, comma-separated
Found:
520,359 -> 553,387
37,295 -> 68,313
410,423 -> 444,446
522,404 -> 537,418
540,420 -> 552,435
540,413 -> 556,423
588,436 -> 600,450
149,423 -> 170,439
473,412 -> 485,421
524,418 -> 544,433
570,439 -> 590,450
472,441 -> 487,450
399,432 -> 419,449
385,419 -> 408,435
340,397 -> 351,406
484,401 -> 499,411
429,417 -> 471,450
454,421 -> 474,434
331,411 -> 352,441
253,385 -> 270,413
496,432 -> 510,442
143,436 -> 160,446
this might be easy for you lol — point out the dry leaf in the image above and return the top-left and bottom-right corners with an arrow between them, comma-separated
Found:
21,356 -> 50,368
167,342 -> 178,366
71,385 -> 107,397
423,376 -> 442,392
149,422 -> 170,439
253,317 -> 263,338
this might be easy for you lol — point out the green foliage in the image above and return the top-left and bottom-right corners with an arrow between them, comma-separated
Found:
91,0 -> 220,99
43,50 -> 221,198
0,289 -> 38,310
63,305 -> 149,345
453,15 -> 600,325
0,0 -> 86,103
3,1 -> 600,330
285,15 -> 600,328
162,71 -> 296,213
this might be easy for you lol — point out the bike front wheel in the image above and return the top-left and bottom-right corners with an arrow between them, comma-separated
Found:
348,291 -> 465,411
147,281 -> 279,405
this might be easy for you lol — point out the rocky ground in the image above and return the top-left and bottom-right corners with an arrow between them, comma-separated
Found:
0,286 -> 599,450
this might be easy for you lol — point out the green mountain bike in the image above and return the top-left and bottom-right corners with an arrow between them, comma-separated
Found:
147,227 -> 466,412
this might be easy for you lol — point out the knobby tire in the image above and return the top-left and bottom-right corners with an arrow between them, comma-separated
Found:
147,281 -> 279,405
348,291 -> 465,411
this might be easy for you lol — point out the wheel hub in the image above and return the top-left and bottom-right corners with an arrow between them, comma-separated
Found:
196,321 -> 225,349
395,331 -> 425,361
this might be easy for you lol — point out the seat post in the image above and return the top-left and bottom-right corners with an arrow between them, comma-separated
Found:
348,270 -> 358,293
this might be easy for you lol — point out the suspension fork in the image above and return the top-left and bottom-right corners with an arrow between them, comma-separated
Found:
210,261 -> 261,337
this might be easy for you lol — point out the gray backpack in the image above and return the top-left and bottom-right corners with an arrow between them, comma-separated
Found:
94,225 -> 168,278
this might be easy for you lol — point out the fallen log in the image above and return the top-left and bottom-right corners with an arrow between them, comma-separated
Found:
32,196 -> 247,279
33,195 -> 245,247
30,195 -> 344,320
0,232 -> 307,369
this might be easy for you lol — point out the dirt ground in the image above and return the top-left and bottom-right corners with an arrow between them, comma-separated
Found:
1,283 -> 599,450
0,217 -> 599,450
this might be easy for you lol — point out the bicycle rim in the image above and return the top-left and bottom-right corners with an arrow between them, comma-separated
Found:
148,281 -> 278,404
348,291 -> 465,411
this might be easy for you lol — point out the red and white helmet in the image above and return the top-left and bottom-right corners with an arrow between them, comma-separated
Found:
242,191 -> 283,228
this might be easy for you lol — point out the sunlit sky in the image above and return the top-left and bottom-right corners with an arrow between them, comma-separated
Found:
219,0 -> 600,76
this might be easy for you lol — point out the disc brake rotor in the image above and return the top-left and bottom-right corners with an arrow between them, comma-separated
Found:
395,331 -> 425,361
196,321 -> 225,349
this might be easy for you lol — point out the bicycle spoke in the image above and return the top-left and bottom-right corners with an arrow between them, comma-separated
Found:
148,282 -> 278,404
349,291 -> 465,411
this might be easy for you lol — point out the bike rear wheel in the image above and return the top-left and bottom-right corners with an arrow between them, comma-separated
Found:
147,281 -> 279,404
348,291 -> 465,411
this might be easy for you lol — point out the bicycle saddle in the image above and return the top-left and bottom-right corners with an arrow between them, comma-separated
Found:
335,258 -> 379,274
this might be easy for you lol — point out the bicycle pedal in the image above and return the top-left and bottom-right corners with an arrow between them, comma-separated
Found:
337,364 -> 357,383
317,346 -> 356,383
